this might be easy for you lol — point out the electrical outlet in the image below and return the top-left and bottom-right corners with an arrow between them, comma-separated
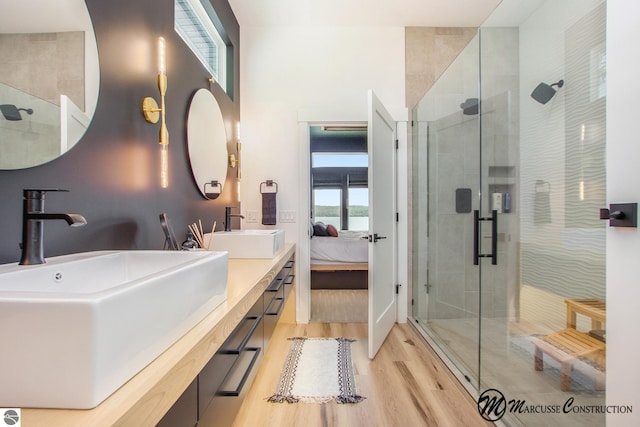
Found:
279,210 -> 296,223
246,210 -> 258,223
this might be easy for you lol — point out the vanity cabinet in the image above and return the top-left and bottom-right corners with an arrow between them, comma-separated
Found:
264,258 -> 294,351
198,295 -> 264,427
157,252 -> 295,427
156,378 -> 198,427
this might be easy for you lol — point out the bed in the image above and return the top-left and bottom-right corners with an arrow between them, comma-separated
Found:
310,230 -> 368,289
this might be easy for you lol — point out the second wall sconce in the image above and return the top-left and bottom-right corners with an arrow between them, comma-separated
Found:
141,37 -> 169,188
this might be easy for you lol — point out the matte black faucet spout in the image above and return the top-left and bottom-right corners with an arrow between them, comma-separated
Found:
19,189 -> 87,265
224,206 -> 245,232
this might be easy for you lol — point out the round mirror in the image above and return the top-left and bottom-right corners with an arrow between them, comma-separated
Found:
187,88 -> 228,199
0,0 -> 99,170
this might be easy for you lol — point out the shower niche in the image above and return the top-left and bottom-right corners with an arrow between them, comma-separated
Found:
487,166 -> 516,214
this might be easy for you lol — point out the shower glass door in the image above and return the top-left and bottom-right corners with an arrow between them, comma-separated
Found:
411,32 -> 482,388
411,1 -> 607,425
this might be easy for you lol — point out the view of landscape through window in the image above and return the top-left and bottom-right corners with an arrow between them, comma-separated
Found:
314,188 -> 368,231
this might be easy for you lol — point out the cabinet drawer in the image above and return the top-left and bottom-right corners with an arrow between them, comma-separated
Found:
217,347 -> 261,397
199,311 -> 263,419
199,347 -> 262,427
219,315 -> 263,354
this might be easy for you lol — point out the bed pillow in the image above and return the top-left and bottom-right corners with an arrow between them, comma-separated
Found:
309,220 -> 314,238
326,224 -> 338,237
313,222 -> 329,236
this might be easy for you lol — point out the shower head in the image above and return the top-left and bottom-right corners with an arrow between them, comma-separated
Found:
531,80 -> 564,104
0,104 -> 34,121
460,98 -> 479,115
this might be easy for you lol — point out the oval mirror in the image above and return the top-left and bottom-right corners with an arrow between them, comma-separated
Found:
187,88 -> 228,199
0,0 -> 99,170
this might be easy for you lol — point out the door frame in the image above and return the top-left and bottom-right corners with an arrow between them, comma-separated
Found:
296,104 -> 409,325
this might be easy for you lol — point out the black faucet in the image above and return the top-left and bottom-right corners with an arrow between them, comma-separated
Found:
224,206 -> 245,232
19,189 -> 87,265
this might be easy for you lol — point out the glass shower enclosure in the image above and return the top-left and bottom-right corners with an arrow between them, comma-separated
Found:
411,1 -> 607,426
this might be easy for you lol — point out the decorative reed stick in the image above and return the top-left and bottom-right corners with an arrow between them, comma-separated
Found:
189,223 -> 205,248
207,221 -> 217,250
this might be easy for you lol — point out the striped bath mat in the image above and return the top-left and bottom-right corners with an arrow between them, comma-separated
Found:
268,337 -> 365,404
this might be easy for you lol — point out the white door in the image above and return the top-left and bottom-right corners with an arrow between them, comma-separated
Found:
367,90 -> 397,359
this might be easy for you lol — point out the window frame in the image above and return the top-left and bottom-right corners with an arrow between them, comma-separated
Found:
174,0 -> 227,92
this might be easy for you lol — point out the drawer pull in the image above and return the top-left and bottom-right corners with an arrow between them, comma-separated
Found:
217,347 -> 261,397
266,277 -> 284,292
220,315 -> 262,354
265,297 -> 284,316
284,274 -> 295,285
284,260 -> 295,269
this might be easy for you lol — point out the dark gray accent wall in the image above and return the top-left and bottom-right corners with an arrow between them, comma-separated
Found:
0,0 -> 240,263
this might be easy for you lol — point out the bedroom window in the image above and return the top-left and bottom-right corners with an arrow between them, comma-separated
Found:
313,189 -> 341,229
312,153 -> 368,168
348,188 -> 368,231
175,0 -> 229,94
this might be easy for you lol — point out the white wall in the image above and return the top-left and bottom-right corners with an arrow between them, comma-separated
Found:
239,25 -> 405,239
239,25 -> 406,323
607,1 -> 640,424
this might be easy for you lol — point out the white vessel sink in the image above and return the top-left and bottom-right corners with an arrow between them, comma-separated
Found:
205,229 -> 285,259
0,250 -> 228,409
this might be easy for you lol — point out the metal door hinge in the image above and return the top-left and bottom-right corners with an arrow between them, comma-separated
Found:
396,212 -> 399,222
395,284 -> 402,294
395,139 -> 399,149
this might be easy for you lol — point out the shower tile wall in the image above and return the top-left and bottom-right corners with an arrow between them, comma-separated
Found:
405,27 -> 477,110
480,28 -> 521,322
0,32 -> 85,169
419,29 -> 520,322
406,26 -> 480,321
519,1 -> 606,330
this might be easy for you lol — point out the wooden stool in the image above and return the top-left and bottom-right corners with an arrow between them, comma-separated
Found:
532,328 -> 605,391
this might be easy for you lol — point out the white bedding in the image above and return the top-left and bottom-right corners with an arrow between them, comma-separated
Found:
310,231 -> 369,264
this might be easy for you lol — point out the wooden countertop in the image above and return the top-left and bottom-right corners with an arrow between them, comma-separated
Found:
23,243 -> 296,427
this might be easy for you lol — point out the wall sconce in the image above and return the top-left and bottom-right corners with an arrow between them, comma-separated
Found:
141,37 -> 169,188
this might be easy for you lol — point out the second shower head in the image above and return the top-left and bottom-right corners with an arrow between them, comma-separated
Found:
531,80 -> 564,104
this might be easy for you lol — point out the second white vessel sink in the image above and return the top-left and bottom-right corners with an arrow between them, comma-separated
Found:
0,250 -> 228,409
205,229 -> 285,258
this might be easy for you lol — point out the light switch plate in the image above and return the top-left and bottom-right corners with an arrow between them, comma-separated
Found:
279,210 -> 296,223
246,210 -> 258,223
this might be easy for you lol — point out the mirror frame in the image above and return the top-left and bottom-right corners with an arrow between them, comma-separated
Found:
186,88 -> 228,199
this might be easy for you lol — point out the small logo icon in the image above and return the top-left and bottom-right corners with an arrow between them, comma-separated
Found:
2,409 -> 20,426
477,388 -> 507,422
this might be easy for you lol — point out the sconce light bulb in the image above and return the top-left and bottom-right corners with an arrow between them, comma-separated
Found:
158,37 -> 166,75
236,122 -> 241,142
161,143 -> 169,189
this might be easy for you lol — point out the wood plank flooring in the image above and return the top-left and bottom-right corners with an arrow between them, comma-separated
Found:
234,322 -> 492,427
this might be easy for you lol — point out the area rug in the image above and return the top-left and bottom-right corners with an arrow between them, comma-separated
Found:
268,337 -> 365,404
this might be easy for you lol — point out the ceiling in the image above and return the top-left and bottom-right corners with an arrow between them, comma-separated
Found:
228,0 -> 503,27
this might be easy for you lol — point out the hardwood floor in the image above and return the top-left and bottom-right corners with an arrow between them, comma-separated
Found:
234,322 -> 492,427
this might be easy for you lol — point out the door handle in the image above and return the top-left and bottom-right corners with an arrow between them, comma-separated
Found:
369,233 -> 387,243
473,210 -> 498,265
